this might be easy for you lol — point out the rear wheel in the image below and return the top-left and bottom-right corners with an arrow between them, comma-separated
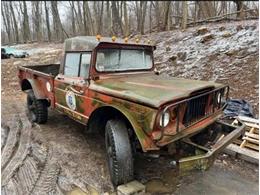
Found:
27,90 -> 48,124
105,119 -> 134,186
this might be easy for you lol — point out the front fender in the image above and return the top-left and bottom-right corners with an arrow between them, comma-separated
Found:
111,105 -> 159,152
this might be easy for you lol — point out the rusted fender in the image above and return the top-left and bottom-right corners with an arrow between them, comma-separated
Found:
22,79 -> 47,99
109,104 -> 159,152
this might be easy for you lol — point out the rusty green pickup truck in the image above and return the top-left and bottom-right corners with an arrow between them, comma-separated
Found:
18,36 -> 245,186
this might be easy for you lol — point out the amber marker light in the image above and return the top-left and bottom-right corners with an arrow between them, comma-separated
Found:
124,37 -> 128,43
112,36 -> 116,42
96,34 -> 101,41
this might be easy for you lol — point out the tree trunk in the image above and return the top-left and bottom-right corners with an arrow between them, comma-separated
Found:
9,2 -> 19,43
181,1 -> 188,30
51,1 -> 64,41
77,1 -> 83,34
149,2 -> 152,33
234,1 -> 245,19
83,1 -> 94,35
23,1 -> 31,42
140,1 -> 147,34
44,1 -> 51,41
2,2 -> 12,43
34,1 -> 42,41
111,1 -> 123,35
70,1 -> 76,35
123,1 -> 129,36
162,1 -> 171,31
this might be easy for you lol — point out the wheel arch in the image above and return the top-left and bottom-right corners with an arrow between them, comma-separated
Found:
21,79 -> 47,99
87,105 -> 157,152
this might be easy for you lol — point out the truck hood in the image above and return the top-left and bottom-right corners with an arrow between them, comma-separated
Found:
90,73 -> 223,108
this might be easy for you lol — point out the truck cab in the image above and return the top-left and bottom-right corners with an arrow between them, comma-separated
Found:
18,36 -> 245,186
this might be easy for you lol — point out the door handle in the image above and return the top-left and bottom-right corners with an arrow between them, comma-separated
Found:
66,85 -> 85,95
57,77 -> 64,80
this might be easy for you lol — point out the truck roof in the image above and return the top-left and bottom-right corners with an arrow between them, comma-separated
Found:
64,36 -> 156,52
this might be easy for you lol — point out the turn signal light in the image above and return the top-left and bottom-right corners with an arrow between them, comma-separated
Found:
96,34 -> 102,41
112,36 -> 116,42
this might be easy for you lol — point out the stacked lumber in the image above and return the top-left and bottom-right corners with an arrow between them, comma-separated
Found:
224,116 -> 259,164
232,116 -> 259,151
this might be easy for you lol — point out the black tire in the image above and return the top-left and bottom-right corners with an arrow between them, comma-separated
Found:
27,90 -> 48,124
105,119 -> 134,186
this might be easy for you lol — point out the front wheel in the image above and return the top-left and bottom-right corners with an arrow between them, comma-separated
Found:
105,119 -> 134,186
27,90 -> 48,124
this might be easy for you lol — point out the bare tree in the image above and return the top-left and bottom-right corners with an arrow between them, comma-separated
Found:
32,1 -> 42,41
234,1 -> 245,19
123,1 -> 129,36
22,1 -> 31,42
135,1 -> 147,34
111,1 -> 123,35
2,2 -> 12,43
77,1 -> 84,34
51,1 -> 65,41
181,1 -> 188,30
162,1 -> 172,31
69,1 -> 76,35
83,1 -> 94,35
44,1 -> 51,41
9,2 -> 19,43
104,1 -> 112,36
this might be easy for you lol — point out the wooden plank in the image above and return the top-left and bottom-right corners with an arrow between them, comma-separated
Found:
245,132 -> 259,140
224,144 -> 259,164
233,139 -> 242,145
244,122 -> 259,129
240,127 -> 255,148
243,137 -> 259,145
244,143 -> 259,151
238,116 -> 259,124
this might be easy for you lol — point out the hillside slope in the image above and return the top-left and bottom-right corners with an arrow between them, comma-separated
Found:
143,19 -> 259,115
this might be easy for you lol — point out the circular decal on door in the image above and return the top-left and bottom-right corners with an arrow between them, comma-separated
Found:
46,81 -> 52,92
65,91 -> 76,110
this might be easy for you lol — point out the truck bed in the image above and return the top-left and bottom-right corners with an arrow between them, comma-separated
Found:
19,64 -> 60,78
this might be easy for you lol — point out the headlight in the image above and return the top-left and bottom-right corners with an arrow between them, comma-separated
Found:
159,111 -> 170,127
217,92 -> 221,104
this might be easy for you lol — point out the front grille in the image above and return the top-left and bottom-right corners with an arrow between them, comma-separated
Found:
183,94 -> 210,127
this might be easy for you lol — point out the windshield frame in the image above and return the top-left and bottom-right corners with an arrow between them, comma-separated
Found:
93,44 -> 155,73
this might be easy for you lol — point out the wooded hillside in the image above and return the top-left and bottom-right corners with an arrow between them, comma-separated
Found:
1,1 -> 259,44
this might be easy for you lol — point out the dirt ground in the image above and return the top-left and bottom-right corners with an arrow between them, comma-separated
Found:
1,20 -> 259,194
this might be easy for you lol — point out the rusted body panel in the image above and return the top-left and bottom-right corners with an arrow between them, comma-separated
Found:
18,65 -> 56,107
90,73 -> 222,108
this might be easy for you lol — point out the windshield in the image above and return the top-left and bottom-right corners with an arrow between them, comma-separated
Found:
96,48 -> 153,72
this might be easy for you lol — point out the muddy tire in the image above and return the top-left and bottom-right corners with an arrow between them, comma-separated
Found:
27,90 -> 48,124
105,119 -> 134,186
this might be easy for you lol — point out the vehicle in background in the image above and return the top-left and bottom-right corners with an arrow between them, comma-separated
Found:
1,48 -> 10,59
2,47 -> 29,58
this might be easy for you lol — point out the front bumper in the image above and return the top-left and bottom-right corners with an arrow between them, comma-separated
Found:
178,119 -> 245,171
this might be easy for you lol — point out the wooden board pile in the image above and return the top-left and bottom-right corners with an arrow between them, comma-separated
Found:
224,116 -> 259,164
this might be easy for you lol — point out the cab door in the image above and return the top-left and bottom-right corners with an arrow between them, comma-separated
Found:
54,52 -> 91,124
